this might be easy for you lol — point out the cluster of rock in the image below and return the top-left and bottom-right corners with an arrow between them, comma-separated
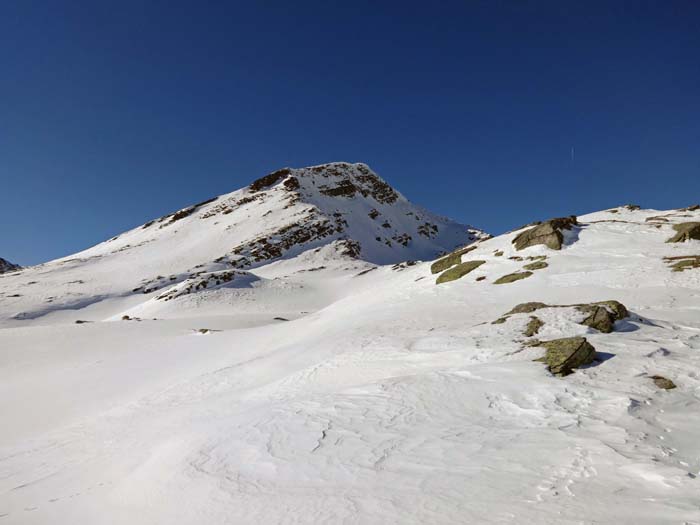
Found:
534,337 -> 597,376
430,214 -> 581,286
494,300 -> 628,333
494,300 -> 629,376
664,255 -> 700,272
229,212 -> 349,269
432,248 -> 549,285
512,216 -> 578,251
155,270 -> 253,301
435,260 -> 485,284
248,163 -> 400,205
430,245 -> 478,274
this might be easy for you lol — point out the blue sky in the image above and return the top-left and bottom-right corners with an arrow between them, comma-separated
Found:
2,1 -> 699,265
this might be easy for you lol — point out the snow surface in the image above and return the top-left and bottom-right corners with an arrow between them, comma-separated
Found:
1,189 -> 700,523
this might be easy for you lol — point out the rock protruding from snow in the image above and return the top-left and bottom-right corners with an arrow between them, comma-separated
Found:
496,300 -> 629,333
537,336 -> 597,376
0,258 -> 21,274
429,245 -> 478,274
666,222 -> 700,243
435,260 -> 485,284
512,216 -> 578,251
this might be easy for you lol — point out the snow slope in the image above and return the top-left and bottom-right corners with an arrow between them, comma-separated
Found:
1,197 -> 700,524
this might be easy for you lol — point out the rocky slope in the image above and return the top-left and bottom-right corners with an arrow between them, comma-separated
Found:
0,162 -> 485,325
0,257 -> 21,274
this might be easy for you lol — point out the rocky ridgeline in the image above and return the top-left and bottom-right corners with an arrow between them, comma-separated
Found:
101,162 -> 485,304
154,270 -> 255,301
0,258 -> 21,275
197,162 -> 484,270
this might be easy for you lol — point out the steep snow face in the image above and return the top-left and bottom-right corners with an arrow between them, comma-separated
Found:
0,162 -> 483,325
0,257 -> 21,274
2,203 -> 700,524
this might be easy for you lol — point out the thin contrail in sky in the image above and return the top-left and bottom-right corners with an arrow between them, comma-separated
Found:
571,147 -> 575,161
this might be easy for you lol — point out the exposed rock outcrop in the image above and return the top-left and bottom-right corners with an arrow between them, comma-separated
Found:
664,255 -> 700,272
435,260 -> 486,284
523,261 -> 548,271
524,316 -> 544,337
512,216 -> 578,251
650,375 -> 676,390
496,300 -> 628,333
536,337 -> 596,376
430,245 -> 477,274
494,271 -> 533,285
0,258 -> 21,274
666,222 -> 700,243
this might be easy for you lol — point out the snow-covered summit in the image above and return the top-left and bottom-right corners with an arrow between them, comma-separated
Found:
91,161 -> 486,272
0,162 -> 485,325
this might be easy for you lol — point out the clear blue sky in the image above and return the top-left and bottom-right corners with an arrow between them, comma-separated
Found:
2,1 -> 699,265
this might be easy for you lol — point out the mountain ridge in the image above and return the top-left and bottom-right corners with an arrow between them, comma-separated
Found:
0,162 -> 486,325
0,257 -> 21,274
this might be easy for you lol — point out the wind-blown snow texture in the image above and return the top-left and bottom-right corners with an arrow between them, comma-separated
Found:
1,169 -> 699,524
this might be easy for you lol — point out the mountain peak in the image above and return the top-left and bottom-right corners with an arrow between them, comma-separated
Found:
6,163 -> 485,320
248,162 -> 401,205
0,257 -> 21,274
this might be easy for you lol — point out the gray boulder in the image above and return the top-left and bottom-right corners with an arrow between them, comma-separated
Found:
537,337 -> 596,376
512,216 -> 578,251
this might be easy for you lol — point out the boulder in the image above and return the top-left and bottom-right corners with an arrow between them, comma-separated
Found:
512,216 -> 578,251
587,300 -> 628,322
537,337 -> 596,376
666,222 -> 700,243
523,261 -> 548,271
435,260 -> 486,284
494,271 -> 533,285
430,245 -> 477,274
524,316 -> 543,337
577,305 -> 615,333
650,375 -> 676,390
576,300 -> 629,333
506,302 -> 549,315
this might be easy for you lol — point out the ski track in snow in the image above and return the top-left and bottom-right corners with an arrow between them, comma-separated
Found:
2,189 -> 700,523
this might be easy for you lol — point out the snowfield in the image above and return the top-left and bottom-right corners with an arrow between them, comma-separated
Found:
1,167 -> 699,524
